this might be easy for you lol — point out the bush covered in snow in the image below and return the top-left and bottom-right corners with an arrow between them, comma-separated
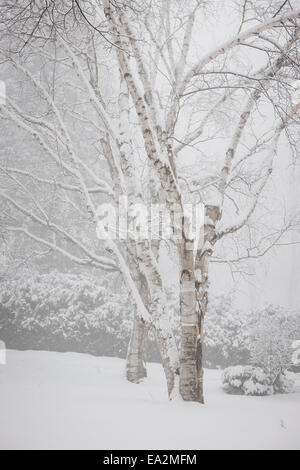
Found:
222,366 -> 273,396
204,294 -> 250,368
248,304 -> 299,382
292,341 -> 300,366
273,372 -> 295,394
222,305 -> 299,395
222,366 -> 294,396
0,271 -> 136,358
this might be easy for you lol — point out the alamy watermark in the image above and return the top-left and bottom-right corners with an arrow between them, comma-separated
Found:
0,341 -> 6,365
96,196 -> 205,249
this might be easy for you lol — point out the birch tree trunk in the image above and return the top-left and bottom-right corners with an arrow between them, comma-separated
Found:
125,253 -> 149,383
178,204 -> 221,403
195,205 -> 221,403
126,312 -> 147,383
179,230 -> 199,401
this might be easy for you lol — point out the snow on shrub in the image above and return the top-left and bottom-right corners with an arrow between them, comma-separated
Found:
0,271 -> 133,357
222,306 -> 299,395
292,340 -> 300,366
204,294 -> 250,368
222,366 -> 295,396
222,366 -> 273,396
248,305 -> 298,382
273,372 -> 295,395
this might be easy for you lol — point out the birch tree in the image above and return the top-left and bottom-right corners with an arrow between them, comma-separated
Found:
0,0 -> 300,403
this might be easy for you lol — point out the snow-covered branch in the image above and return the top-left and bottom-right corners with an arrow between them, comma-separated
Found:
0,190 -> 116,271
181,9 -> 300,92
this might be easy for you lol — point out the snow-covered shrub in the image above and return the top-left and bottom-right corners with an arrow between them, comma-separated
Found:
0,271 -> 135,357
222,366 -> 295,396
221,305 -> 299,395
204,299 -> 300,370
222,366 -> 273,396
292,340 -> 300,366
291,340 -> 300,373
204,294 -> 250,368
273,372 -> 295,394
248,305 -> 297,382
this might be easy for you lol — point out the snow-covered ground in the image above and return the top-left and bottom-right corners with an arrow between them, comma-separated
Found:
0,350 -> 299,450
